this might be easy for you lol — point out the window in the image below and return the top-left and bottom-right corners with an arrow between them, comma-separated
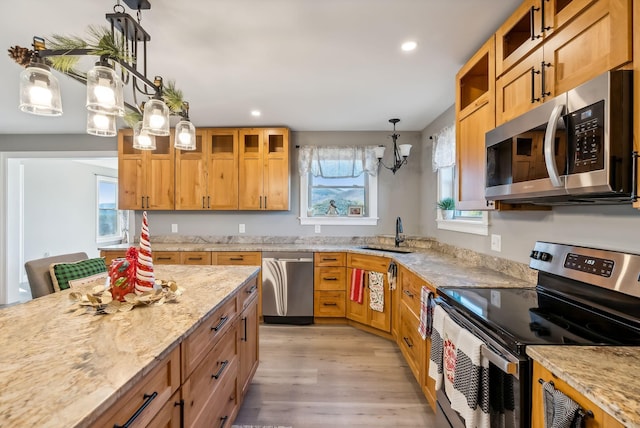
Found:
433,126 -> 488,235
96,175 -> 122,242
298,146 -> 379,226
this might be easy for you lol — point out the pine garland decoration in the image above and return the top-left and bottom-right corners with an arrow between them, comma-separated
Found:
162,80 -> 185,113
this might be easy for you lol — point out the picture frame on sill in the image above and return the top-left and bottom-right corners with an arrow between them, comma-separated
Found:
348,205 -> 363,216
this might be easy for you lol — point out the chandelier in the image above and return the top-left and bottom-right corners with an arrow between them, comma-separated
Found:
8,0 -> 196,150
375,118 -> 412,174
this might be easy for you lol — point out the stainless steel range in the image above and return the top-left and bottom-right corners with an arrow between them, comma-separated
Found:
434,241 -> 640,428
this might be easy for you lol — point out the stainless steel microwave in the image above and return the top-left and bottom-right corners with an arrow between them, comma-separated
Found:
485,70 -> 634,205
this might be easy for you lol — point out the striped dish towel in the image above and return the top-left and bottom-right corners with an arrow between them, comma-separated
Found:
428,304 -> 447,391
368,271 -> 384,312
418,286 -> 434,339
349,268 -> 365,304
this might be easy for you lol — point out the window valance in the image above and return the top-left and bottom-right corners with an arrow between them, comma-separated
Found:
298,145 -> 379,178
432,125 -> 456,172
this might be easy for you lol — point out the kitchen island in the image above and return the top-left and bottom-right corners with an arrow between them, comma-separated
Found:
0,264 -> 260,427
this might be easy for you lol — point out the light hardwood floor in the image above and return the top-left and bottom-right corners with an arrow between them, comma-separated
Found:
234,324 -> 437,427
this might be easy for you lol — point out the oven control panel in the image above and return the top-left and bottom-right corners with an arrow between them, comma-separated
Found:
564,253 -> 614,277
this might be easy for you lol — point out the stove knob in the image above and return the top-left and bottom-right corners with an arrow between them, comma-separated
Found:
539,252 -> 552,262
530,250 -> 540,260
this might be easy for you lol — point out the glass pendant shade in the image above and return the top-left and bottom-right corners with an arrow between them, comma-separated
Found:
142,98 -> 170,136
86,111 -> 116,137
19,63 -> 63,116
399,144 -> 412,158
133,121 -> 156,150
86,64 -> 124,116
174,119 -> 196,150
374,145 -> 386,159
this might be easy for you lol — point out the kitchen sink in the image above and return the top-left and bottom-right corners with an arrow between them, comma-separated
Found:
358,245 -> 414,254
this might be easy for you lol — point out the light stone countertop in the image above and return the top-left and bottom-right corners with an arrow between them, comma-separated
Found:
0,264 -> 259,428
527,346 -> 640,427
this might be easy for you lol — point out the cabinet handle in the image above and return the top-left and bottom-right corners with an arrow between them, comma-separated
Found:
241,316 -> 248,341
259,196 -> 262,209
245,284 -> 258,294
323,257 -> 337,261
219,416 -> 229,428
211,316 -> 229,332
529,6 -> 541,40
230,257 -> 244,261
207,196 -> 210,209
156,257 -> 172,261
211,360 -> 229,379
188,257 -> 202,261
113,391 -> 158,428
540,0 -> 550,32
146,196 -> 149,208
264,196 -> 267,209
140,196 -> 145,209
541,61 -> 551,99
323,277 -> 338,281
323,302 -> 338,306
530,67 -> 541,103
403,337 -> 414,348
403,289 -> 414,298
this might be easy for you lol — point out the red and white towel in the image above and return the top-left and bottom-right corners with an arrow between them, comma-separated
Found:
349,268 -> 365,304
368,271 -> 384,312
418,286 -> 434,339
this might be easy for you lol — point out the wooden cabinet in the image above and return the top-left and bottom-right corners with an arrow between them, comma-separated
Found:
101,249 -> 127,266
456,36 -> 497,211
180,251 -> 212,265
239,128 -> 290,211
397,266 -> 437,411
346,253 -> 392,333
314,252 -> 347,319
118,129 -> 175,210
149,390 -> 182,428
175,128 -> 239,210
532,361 -> 625,428
213,251 -> 263,319
90,346 -> 181,428
496,0 -> 632,125
153,251 -> 180,265
238,289 -> 259,401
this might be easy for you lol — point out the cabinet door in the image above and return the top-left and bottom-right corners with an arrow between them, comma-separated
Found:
238,129 -> 264,210
544,0 -> 598,38
175,130 -> 207,210
208,129 -> 239,210
542,0 -> 632,96
496,47 -> 545,126
345,268 -> 369,324
368,275 -> 391,333
263,128 -> 289,210
239,296 -> 259,400
146,135 -> 175,210
495,0 -> 545,76
118,130 -> 145,210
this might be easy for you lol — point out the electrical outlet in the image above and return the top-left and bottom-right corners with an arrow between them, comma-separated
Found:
491,234 -> 502,252
239,223 -> 245,233
490,290 -> 501,308
171,224 -> 178,233
315,224 -> 321,233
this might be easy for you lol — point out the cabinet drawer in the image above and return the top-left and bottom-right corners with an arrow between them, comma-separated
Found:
314,267 -> 346,291
182,296 -> 238,380
214,251 -> 261,265
91,346 -> 180,428
314,252 -> 346,266
190,359 -> 238,428
184,326 -> 238,427
400,268 -> 435,318
180,251 -> 212,265
399,306 -> 425,384
314,291 -> 346,317
347,253 -> 389,272
148,389 -> 181,428
238,276 -> 259,311
154,251 -> 180,264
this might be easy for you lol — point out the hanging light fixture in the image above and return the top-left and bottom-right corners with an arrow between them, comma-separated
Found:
174,102 -> 196,150
376,118 -> 412,174
8,0 -> 192,144
133,120 -> 156,150
18,52 -> 62,116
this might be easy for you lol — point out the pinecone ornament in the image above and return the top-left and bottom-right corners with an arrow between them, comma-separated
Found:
8,46 -> 32,67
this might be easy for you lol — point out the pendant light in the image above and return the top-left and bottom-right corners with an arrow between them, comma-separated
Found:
376,118 -> 412,174
133,120 -> 156,150
86,110 -> 117,137
19,56 -> 62,116
86,58 -> 124,116
174,102 -> 196,150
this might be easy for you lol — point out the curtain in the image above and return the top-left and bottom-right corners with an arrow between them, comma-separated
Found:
432,125 -> 456,172
298,145 -> 379,178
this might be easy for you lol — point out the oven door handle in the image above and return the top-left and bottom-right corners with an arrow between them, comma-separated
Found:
481,345 -> 519,379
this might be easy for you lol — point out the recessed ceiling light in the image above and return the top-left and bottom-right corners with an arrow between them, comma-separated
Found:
251,110 -> 261,117
401,41 -> 417,52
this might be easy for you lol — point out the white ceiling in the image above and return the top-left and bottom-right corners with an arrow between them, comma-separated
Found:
1,0 -> 521,134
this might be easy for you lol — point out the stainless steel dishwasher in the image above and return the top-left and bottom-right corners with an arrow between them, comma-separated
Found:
262,252 -> 314,325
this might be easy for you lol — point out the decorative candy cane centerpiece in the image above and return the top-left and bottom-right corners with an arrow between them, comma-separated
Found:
136,211 -> 156,294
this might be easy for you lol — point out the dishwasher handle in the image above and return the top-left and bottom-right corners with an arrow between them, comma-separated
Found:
263,257 -> 313,263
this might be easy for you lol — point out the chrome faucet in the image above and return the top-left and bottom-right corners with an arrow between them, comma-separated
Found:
395,216 -> 405,247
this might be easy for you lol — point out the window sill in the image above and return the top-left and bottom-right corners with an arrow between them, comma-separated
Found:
299,216 -> 379,226
436,218 -> 488,235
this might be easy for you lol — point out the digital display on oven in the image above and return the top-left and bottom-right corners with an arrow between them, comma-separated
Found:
564,253 -> 614,277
